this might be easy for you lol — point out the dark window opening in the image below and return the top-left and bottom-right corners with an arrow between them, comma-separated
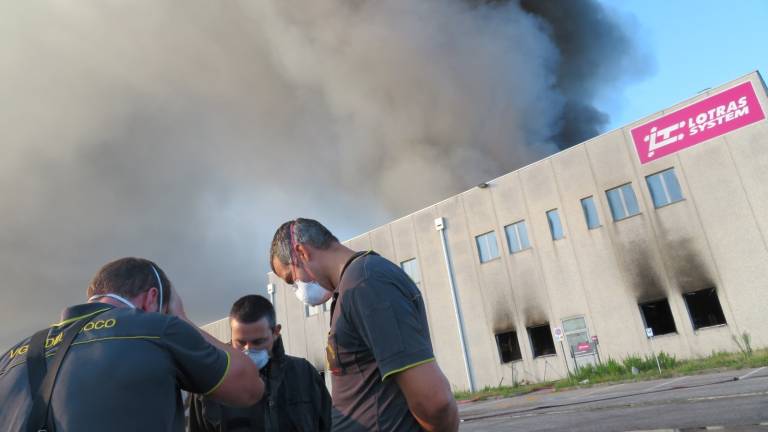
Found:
684,288 -> 726,330
528,324 -> 556,357
495,331 -> 522,363
639,298 -> 677,336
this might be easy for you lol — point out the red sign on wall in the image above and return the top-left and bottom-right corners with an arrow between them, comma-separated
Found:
631,81 -> 766,164
576,342 -> 592,353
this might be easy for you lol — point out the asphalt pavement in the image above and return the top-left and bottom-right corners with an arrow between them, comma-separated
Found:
459,367 -> 768,431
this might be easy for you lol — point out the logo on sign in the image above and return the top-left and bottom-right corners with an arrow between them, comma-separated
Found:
631,81 -> 766,164
576,342 -> 592,353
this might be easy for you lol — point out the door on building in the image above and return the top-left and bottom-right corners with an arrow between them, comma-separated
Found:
562,316 -> 598,370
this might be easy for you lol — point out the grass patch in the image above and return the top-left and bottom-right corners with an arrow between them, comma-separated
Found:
453,381 -> 556,402
454,348 -> 768,401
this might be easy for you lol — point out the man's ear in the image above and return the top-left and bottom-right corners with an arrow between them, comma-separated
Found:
138,287 -> 159,312
273,324 -> 282,338
295,243 -> 311,261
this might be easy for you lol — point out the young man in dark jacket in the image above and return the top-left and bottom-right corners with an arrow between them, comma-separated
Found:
190,295 -> 331,432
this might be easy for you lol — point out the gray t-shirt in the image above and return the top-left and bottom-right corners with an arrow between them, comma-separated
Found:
0,302 -> 229,431
327,252 -> 434,431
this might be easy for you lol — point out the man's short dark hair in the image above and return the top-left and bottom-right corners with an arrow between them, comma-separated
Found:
270,218 -> 339,272
87,257 -> 171,305
230,295 -> 276,328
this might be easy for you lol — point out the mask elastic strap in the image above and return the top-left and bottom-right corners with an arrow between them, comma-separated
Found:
150,264 -> 163,313
88,293 -> 136,309
288,222 -> 299,286
289,221 -> 321,284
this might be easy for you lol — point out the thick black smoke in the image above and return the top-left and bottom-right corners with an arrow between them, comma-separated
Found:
477,0 -> 651,147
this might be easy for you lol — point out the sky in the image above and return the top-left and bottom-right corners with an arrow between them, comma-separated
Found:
0,1 -> 766,350
596,0 -> 768,131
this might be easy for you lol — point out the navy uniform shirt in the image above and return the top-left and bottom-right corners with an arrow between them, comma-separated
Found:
327,252 -> 434,431
0,302 -> 229,431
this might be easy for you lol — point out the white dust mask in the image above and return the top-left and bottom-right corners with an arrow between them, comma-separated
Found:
244,348 -> 270,370
294,280 -> 332,306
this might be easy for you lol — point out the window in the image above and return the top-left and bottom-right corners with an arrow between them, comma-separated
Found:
581,196 -> 601,229
646,168 -> 684,208
401,258 -> 421,285
528,324 -> 556,357
546,209 -> 564,240
495,331 -> 522,363
606,183 -> 640,221
476,231 -> 500,263
683,288 -> 727,330
639,298 -> 677,336
505,221 -> 530,253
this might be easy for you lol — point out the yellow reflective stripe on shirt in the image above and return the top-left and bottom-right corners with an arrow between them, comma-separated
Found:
204,351 -> 231,396
50,308 -> 113,328
0,336 -> 161,375
381,357 -> 435,381
71,335 -> 161,346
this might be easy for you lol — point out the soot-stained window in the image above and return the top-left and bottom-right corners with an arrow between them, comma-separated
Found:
639,298 -> 677,336
528,324 -> 556,358
684,288 -> 727,330
495,330 -> 523,363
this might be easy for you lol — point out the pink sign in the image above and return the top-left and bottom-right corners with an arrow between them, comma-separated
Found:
631,81 -> 766,164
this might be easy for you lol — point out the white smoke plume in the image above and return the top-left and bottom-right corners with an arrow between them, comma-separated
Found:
0,0 -> 647,348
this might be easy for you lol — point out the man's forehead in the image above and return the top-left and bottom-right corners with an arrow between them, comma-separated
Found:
231,316 -> 272,334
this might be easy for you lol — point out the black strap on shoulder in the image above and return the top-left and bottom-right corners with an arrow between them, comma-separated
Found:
25,312 -> 106,432
329,250 -> 375,324
338,250 -> 373,282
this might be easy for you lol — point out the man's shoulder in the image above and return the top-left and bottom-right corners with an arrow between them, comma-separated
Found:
342,253 -> 417,300
87,307 -> 178,337
343,253 -> 402,286
0,337 -> 32,374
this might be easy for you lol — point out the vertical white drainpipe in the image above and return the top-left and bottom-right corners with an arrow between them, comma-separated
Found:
435,217 -> 475,393
267,283 -> 275,305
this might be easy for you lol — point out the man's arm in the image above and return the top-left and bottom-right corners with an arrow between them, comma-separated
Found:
168,286 -> 264,406
394,362 -> 459,432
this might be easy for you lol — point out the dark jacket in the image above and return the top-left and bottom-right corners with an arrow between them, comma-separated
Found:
189,337 -> 331,432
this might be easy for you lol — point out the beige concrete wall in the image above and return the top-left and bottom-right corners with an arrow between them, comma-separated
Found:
261,72 -> 768,391
201,317 -> 231,343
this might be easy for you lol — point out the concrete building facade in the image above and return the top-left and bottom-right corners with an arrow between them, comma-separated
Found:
252,72 -> 768,391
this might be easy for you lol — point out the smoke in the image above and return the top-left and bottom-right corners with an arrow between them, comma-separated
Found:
0,0 -> 647,349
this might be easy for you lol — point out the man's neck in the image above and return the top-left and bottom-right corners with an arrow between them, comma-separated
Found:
327,245 -> 358,291
89,296 -> 132,309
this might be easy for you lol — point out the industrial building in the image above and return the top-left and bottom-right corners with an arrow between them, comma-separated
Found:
207,71 -> 768,391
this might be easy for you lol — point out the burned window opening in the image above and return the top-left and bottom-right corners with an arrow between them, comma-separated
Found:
684,288 -> 726,330
495,330 -> 522,363
639,298 -> 677,336
528,324 -> 556,358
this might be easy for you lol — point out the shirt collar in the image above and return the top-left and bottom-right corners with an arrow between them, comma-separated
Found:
54,302 -> 115,328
